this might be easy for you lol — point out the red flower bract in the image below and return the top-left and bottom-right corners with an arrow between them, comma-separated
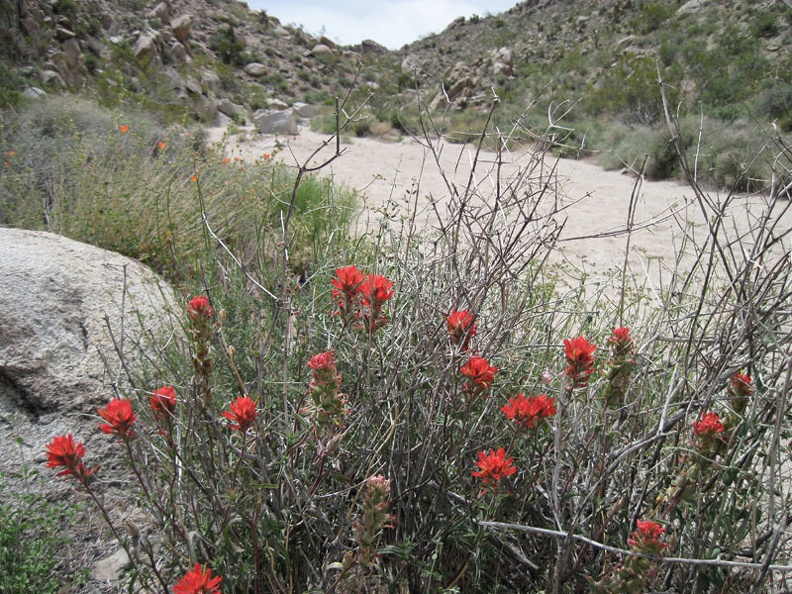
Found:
187,295 -> 215,322
173,562 -> 222,594
564,336 -> 597,388
360,274 -> 394,306
98,398 -> 136,439
627,519 -> 667,554
45,434 -> 94,481
460,356 -> 498,391
331,265 -> 365,322
222,396 -> 258,432
501,393 -> 556,430
358,273 -> 394,330
150,386 -> 177,421
331,265 -> 365,302
472,447 -> 516,488
730,373 -> 753,398
447,310 -> 477,350
308,351 -> 336,372
692,411 -> 725,438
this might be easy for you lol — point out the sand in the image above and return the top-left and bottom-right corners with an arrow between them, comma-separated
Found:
206,125 -> 791,295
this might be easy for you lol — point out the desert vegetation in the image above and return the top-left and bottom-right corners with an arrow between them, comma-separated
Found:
2,86 -> 792,593
2,1 -> 792,592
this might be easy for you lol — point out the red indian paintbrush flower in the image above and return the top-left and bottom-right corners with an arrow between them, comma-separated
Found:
729,372 -> 754,416
501,393 -> 556,430
45,434 -> 94,481
98,398 -> 136,439
693,411 -> 725,456
564,335 -> 597,388
447,310 -> 477,350
305,351 -> 347,428
222,396 -> 258,432
693,411 -> 725,439
472,447 -> 516,490
173,562 -> 222,594
603,326 -> 635,407
627,519 -> 667,555
358,273 -> 394,331
460,356 -> 498,392
149,386 -> 177,421
730,373 -> 753,398
331,265 -> 365,322
187,295 -> 215,322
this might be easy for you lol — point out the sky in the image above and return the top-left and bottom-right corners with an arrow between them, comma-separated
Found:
249,1 -> 519,50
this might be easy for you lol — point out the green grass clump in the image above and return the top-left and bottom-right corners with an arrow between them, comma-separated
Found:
0,468 -> 85,593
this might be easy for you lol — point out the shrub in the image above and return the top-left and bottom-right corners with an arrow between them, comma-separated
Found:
35,104 -> 792,594
209,25 -> 246,66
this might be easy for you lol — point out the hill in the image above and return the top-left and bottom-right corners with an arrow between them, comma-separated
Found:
1,0 -> 791,187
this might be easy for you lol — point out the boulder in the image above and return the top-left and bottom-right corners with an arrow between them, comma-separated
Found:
55,26 -> 76,41
360,39 -> 388,54
148,2 -> 171,22
0,228 -> 179,416
170,14 -> 192,43
170,40 -> 186,63
244,62 -> 268,77
267,97 -> 289,110
39,69 -> 65,88
21,85 -> 46,100
254,108 -> 298,135
310,43 -> 333,56
217,97 -> 244,120
134,30 -> 161,62
292,102 -> 316,118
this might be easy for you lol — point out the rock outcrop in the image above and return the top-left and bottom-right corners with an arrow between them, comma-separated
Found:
0,229 -> 178,417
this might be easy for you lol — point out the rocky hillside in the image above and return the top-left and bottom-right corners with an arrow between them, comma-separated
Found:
397,0 -> 792,126
1,0 -> 791,138
0,0 -> 392,124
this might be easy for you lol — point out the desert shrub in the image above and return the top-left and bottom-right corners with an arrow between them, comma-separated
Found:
37,105 -> 792,594
0,96 -> 358,279
588,54 -> 671,125
209,25 -> 247,66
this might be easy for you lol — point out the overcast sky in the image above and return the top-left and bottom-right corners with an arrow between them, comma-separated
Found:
248,1 -> 519,50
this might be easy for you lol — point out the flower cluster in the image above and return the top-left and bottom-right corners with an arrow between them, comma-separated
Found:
603,326 -> 635,408
627,519 -> 668,556
331,265 -> 365,322
501,393 -> 556,431
728,372 -> 753,415
564,336 -> 597,389
590,519 -> 667,593
98,398 -> 137,440
222,396 -> 258,433
173,562 -> 222,594
304,351 -> 348,430
460,356 -> 498,395
187,295 -> 216,406
447,310 -> 477,351
45,434 -> 94,483
693,411 -> 725,455
150,385 -> 177,422
472,448 -> 517,493
331,265 -> 394,331
187,295 -> 215,323
353,474 -> 394,565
